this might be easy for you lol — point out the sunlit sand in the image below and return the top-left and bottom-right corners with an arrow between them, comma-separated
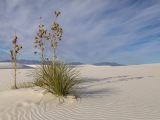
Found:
0,62 -> 160,119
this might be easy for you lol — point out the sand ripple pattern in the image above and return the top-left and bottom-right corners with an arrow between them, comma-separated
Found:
0,64 -> 160,120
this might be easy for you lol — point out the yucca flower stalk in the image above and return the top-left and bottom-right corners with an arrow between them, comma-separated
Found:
34,17 -> 47,66
44,11 -> 63,64
10,34 -> 22,89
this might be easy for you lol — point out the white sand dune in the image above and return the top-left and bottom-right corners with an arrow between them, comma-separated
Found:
0,62 -> 160,120
0,62 -> 33,69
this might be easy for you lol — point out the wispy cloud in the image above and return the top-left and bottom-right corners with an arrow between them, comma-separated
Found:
0,0 -> 160,64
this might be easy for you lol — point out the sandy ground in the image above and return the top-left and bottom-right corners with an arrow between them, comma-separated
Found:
0,62 -> 160,120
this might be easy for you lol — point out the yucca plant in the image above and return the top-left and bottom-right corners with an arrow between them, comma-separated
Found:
10,34 -> 23,89
34,61 -> 81,97
33,11 -> 82,99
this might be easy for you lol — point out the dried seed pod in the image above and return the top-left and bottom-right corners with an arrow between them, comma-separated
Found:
54,41 -> 57,47
40,39 -> 42,42
44,36 -> 49,40
34,39 -> 38,44
54,11 -> 61,17
14,35 -> 18,40
44,29 -> 47,34
12,40 -> 16,44
52,34 -> 55,38
52,26 -> 57,30
54,11 -> 57,15
52,22 -> 56,25
56,24 -> 59,27
50,43 -> 53,47
41,30 -> 44,34
14,39 -> 17,44
39,33 -> 42,38
54,27 -> 57,31
16,47 -> 19,51
11,57 -> 14,60
41,24 -> 44,27
57,11 -> 61,15
58,28 -> 61,32
39,44 -> 42,47
46,37 -> 49,40
38,29 -> 41,32
18,46 -> 22,49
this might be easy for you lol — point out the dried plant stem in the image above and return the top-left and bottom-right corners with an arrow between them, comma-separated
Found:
34,17 -> 47,66
53,31 -> 57,64
53,17 -> 57,64
10,35 -> 22,89
53,47 -> 56,64
42,50 -> 44,66
37,91 -> 47,105
51,12 -> 63,63
14,57 -> 17,89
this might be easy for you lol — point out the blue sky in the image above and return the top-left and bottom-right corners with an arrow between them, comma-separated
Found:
0,0 -> 160,65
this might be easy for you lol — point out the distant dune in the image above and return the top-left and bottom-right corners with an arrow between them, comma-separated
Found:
1,60 -> 124,66
0,62 -> 33,69
93,62 -> 123,66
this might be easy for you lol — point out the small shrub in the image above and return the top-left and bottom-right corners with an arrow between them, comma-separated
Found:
33,61 -> 82,97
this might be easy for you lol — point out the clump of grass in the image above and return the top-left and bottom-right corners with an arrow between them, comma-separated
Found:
34,61 -> 82,97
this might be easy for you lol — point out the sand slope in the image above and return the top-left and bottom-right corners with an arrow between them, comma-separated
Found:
0,63 -> 160,120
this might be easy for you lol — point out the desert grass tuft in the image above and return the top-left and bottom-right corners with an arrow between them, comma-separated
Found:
33,61 -> 82,97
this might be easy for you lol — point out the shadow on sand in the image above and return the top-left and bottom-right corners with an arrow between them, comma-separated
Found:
78,75 -> 153,98
79,87 -> 120,98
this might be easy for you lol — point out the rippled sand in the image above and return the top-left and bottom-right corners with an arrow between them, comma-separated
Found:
0,63 -> 160,120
